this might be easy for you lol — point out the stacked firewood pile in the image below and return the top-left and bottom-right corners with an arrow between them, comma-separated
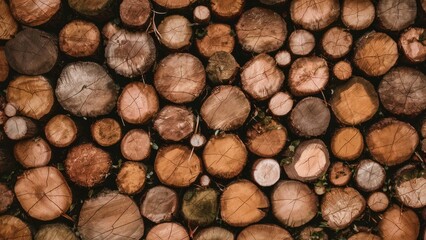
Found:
0,0 -> 425,239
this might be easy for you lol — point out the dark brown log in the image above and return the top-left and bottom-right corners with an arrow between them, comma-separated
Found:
367,192 -> 389,212
246,120 -> 287,157
290,0 -> 340,31
288,57 -> 329,96
14,137 -> 51,168
157,15 -> 192,50
45,114 -> 77,148
241,53 -> 284,100
35,224 -> 78,240
10,0 -> 60,26
349,232 -> 381,240
201,85 -> 250,131
399,27 -> 426,63
121,129 -> 151,161
275,50 -> 291,67
211,0 -> 244,19
4,116 -> 37,140
379,205 -> 419,240
0,0 -> 18,40
116,161 -> 146,195
378,67 -> 426,117
59,20 -> 100,57
395,167 -> 426,208
268,92 -> 293,116
237,224 -> 292,240
78,191 -> 144,240
140,186 -> 178,223
196,23 -> 235,58
341,0 -> 375,30
236,7 -> 287,53
182,188 -> 218,226
105,30 -> 156,77
333,61 -> 352,81
321,27 -> 353,59
91,118 -> 122,147
300,227 -> 328,240
154,53 -> 205,103
193,5 -> 211,24
288,29 -> 315,56
5,28 -> 58,75
153,0 -> 195,9
68,0 -> 114,19
354,159 -> 386,192
0,183 -> 13,213
64,143 -> 112,187
377,0 -> 417,31
120,0 -> 151,28
251,158 -> 280,187
154,105 -> 194,142
289,97 -> 330,137
331,127 -> 364,161
146,222 -> 189,240
206,51 -> 239,85
329,161 -> 352,187
259,0 -> 285,5
0,215 -> 31,240
0,47 -> 8,82
194,227 -> 234,240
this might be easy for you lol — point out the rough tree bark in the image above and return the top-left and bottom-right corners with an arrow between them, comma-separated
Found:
59,20 -> 100,57
0,47 -> 8,82
120,129 -> 151,161
44,114 -> 77,148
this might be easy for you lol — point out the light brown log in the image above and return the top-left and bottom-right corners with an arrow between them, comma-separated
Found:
120,0 -> 151,28
211,0 -> 244,19
15,166 -> 72,221
146,222 -> 189,240
193,5 -> 211,24
236,7 -> 287,53
321,27 -> 352,59
45,114 -> 77,148
140,186 -> 178,223
0,0 -> 18,40
91,118 -> 122,147
199,174 -> 211,187
367,192 -> 389,212
268,92 -> 293,116
10,0 -> 60,26
366,118 -> 418,166
331,127 -> 364,161
0,215 -> 31,240
333,61 -> 352,81
399,27 -> 426,63
117,82 -> 159,124
341,0 -> 375,30
275,50 -> 291,67
35,224 -> 78,240
289,97 -> 330,137
221,180 -> 269,227
349,232 -> 381,240
59,20 -> 100,57
422,120 -> 426,138
65,143 -> 112,187
196,23 -> 235,58
379,205 -> 419,240
271,180 -> 318,227
158,15 -> 192,50
0,47 -> 9,82
251,158 -> 280,187
354,159 -> 386,192
0,183 -> 13,213
120,129 -> 151,161
14,137 -> 51,168
102,21 -> 121,44
288,56 -> 329,96
78,191 -> 144,240
4,103 -> 16,117
241,53 -> 284,100
290,0 -> 340,31
288,29 -> 315,56
4,116 -> 37,140
201,85 -> 250,131
299,227 -> 328,240
154,145 -> 202,187
246,120 -> 287,157
203,133 -> 247,179
154,53 -> 205,104
182,188 -> 218,226
395,167 -> 426,208
116,161 -> 146,195
237,224 -> 292,240
206,51 -> 239,85
68,0 -> 114,18
153,0 -> 195,9
353,32 -> 398,77
377,0 -> 417,31
194,227 -> 234,240
329,161 -> 351,187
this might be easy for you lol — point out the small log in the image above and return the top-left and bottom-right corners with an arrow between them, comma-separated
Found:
105,30 -> 156,77
117,82 -> 159,124
0,111 -> 7,126
45,114 -> 77,148
288,57 -> 329,96
395,167 -> 426,208
7,75 -> 54,120
341,0 -> 375,30
366,118 -> 418,166
193,5 -> 211,24
0,215 -> 31,240
199,175 -> 211,187
241,53 -> 284,100
275,50 -> 291,67
56,62 -> 119,117
194,227 -> 234,240
154,105 -> 194,142
158,15 -> 192,50
268,92 -> 293,117
299,227 -> 328,240
0,0 -> 18,40
0,47 -> 9,82
288,29 -> 315,56
271,180 -> 318,227
140,186 -> 178,223
91,118 -> 122,147
146,222 -> 189,240
4,103 -> 16,117
353,32 -> 398,77
35,224 -> 78,240
367,192 -> 389,212
330,76 -> 379,125
14,137 -> 51,168
196,23 -> 235,58
329,162 -> 351,187
236,7 -> 287,53
201,85 -> 250,131
5,28 -> 58,75
237,224 -> 292,240
154,145 -> 202,187
116,161 -> 146,195
289,97 -> 330,137
378,67 -> 426,117
0,148 -> 14,175
399,27 -> 426,63
59,20 -> 100,57
120,129 -> 151,161
153,0 -> 195,9
182,188 -> 218,226
4,116 -> 37,140
10,0 -> 60,26
333,61 -> 352,81
120,0 -> 151,28
0,183 -> 13,213
378,205 -> 419,240
321,27 -> 353,59
252,158 -> 280,187
68,0 -> 114,19
321,187 -> 366,230
377,0 -> 417,31
206,51 -> 239,85
290,0 -> 340,31
102,21 -> 121,44
64,143 -> 112,187
78,191 -> 144,240
220,180 -> 269,227
191,133 -> 206,148
203,133 -> 247,179
331,127 -> 364,161
354,159 -> 386,192
246,120 -> 287,157
211,0 -> 244,19
154,53 -> 205,104
15,166 -> 72,221
283,139 -> 330,182
349,232 -> 381,240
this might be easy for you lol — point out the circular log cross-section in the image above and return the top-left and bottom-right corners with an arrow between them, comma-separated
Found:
154,145 -> 202,187
241,53 -> 284,101
5,28 -> 57,75
333,61 -> 352,81
354,159 -> 386,192
331,127 -> 364,161
349,233 -> 381,240
14,137 -> 51,168
154,53 -> 205,104
35,224 -> 78,240
193,6 -> 211,24
105,30 -> 156,77
102,21 -> 121,44
252,158 -> 280,187
221,180 -> 269,227
288,29 -> 315,56
158,15 -> 192,50
379,205 -> 419,240
321,27 -> 353,59
0,47 -> 9,82
59,20 -> 100,57
211,0 -> 244,19
194,227 -> 234,240
367,192 -> 389,212
236,7 -> 287,53
206,51 -> 239,85
78,191 -> 144,240
290,0 -> 340,31
0,183 -> 13,213
366,118 -> 418,166
117,82 -> 159,124
377,0 -> 417,31
182,188 -> 218,226
246,120 -> 287,158
56,62 -> 119,117
65,143 -> 112,187
342,0 -> 375,30
0,215 -> 31,240
45,114 -> 77,148
116,161 -> 146,195
275,50 -> 291,67
15,166 -> 72,221
329,161 -> 352,186
237,224 -> 292,240
6,75 -> 54,120
4,116 -> 37,140
68,0 -> 114,18
120,129 -> 151,161
153,0 -> 195,9
120,0 -> 151,28
0,1 -> 18,40
196,23 -> 235,58
201,85 -> 250,131
140,186 -> 178,223
399,28 -> 426,63
146,222 -> 189,240
91,118 -> 122,147
154,105 -> 195,142
268,92 -> 293,117
9,0 -> 60,26
289,97 -> 330,137
395,169 -> 426,208
288,56 -> 329,96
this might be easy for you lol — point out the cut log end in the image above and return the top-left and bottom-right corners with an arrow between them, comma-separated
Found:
116,161 -> 146,195
91,118 -> 122,147
238,224 -> 293,240
182,188 -> 218,226
211,0 -> 244,19
342,0 -> 375,30
10,0 -> 60,26
274,50 -> 291,67
268,92 -> 293,117
35,224 -> 78,240
153,0 -> 196,9
121,129 -> 151,161
146,222 -> 189,240
252,158 -> 280,187
140,186 -> 178,223
45,115 -> 77,148
0,215 -> 32,240
193,5 -> 211,24
321,27 -> 352,59
14,137 -> 51,168
59,20 -> 100,57
367,192 -> 389,212
288,56 -> 329,96
329,162 -> 352,186
377,0 -> 417,31
0,183 -> 13,213
290,0 -> 340,31
158,15 -> 192,50
0,2 -> 18,40
289,97 -> 330,137
194,227 -> 233,240
246,120 -> 287,158
288,29 -> 315,56
196,23 -> 235,58
206,51 -> 239,85
191,133 -> 206,148
379,205 -> 419,240
399,28 -> 426,63
120,0 -> 151,28
0,47 -> 9,82
333,61 -> 352,81
4,116 -> 37,140
154,105 -> 195,142
354,159 -> 386,192
331,127 -> 364,161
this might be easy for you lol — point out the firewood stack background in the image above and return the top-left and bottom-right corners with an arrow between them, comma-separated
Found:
0,0 -> 425,239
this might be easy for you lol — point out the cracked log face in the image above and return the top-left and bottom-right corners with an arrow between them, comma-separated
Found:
366,118 -> 418,166
56,62 -> 118,117
378,67 -> 426,117
119,0 -> 151,28
220,180 -> 269,227
206,51 -> 239,85
252,158 -> 281,187
288,57 -> 329,96
194,226 -> 234,240
154,105 -> 195,142
14,166 -> 72,221
271,180 -> 318,227
333,61 -> 352,81
153,0 -> 195,9
59,20 -> 100,57
182,188 -> 218,226
211,0 -> 243,19
0,215 -> 31,240
236,7 -> 287,53
14,137 -> 51,168
395,167 -> 426,208
0,0 -> 18,40
399,27 -> 426,63
0,183 -> 13,213
35,224 -> 78,240
45,114 -> 77,147
116,161 -> 146,195
140,186 -> 178,223
0,47 -> 8,82
377,0 -> 417,31
354,159 -> 386,192
9,0 -> 60,26
289,97 -> 330,137
331,127 -> 364,161
379,205 -> 419,240
268,91 -> 293,116
146,222 -> 189,240
288,29 -> 315,56
341,0 -> 375,30
321,27 -> 352,59
246,120 -> 287,158
367,192 -> 389,212
154,53 -> 205,103
91,118 -> 122,147
290,0 -> 340,31
78,191 -> 144,240
158,15 -> 192,50
237,224 -> 293,240
120,129 -> 151,161
321,187 -> 366,230
196,23 -> 235,58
